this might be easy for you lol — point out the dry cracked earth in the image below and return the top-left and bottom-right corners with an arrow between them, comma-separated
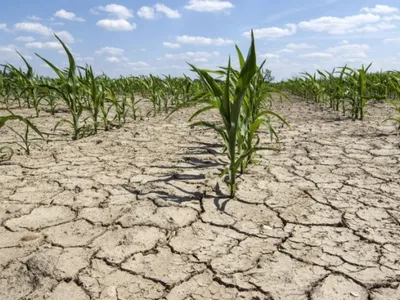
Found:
1,98 -> 400,300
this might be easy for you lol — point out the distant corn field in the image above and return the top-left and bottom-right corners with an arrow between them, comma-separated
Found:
1,33 -> 399,195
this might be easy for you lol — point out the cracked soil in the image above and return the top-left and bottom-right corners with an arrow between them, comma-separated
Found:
1,98 -> 400,299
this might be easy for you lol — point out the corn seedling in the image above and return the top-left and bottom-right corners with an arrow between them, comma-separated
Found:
0,114 -> 43,159
129,91 -> 141,120
383,73 -> 400,131
107,88 -> 130,127
182,31 -> 287,197
37,34 -> 84,140
41,78 -> 59,115
80,65 -> 106,134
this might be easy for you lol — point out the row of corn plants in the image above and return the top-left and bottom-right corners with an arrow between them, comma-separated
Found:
275,65 -> 396,121
0,35 -> 205,159
0,36 -> 205,158
1,33 -> 288,196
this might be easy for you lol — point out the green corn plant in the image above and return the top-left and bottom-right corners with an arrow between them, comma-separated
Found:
343,64 -> 385,120
1,66 -> 24,108
128,90 -> 141,120
162,74 -> 177,107
342,65 -> 368,120
8,122 -> 37,155
211,50 -> 289,173
384,99 -> 400,131
37,34 -> 84,140
184,31 -> 284,197
178,75 -> 204,106
142,74 -> 163,116
80,65 -> 106,134
301,72 -> 324,103
97,99 -> 113,132
334,67 -> 348,114
107,88 -> 130,127
0,66 -> 12,108
317,69 -> 333,108
238,60 -> 289,172
5,53 -> 43,116
180,75 -> 193,104
40,77 -> 59,115
383,74 -> 400,131
116,77 -> 142,120
0,114 -> 43,159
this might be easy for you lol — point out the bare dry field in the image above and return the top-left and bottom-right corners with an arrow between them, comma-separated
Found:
1,98 -> 400,300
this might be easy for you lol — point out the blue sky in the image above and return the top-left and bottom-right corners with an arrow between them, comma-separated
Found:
1,0 -> 400,80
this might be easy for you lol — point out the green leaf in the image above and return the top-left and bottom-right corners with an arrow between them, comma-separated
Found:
191,121 -> 229,145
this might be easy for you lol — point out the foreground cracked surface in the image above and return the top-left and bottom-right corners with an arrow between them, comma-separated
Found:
1,99 -> 400,299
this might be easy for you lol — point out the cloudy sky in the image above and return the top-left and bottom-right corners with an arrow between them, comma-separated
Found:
1,0 -> 400,80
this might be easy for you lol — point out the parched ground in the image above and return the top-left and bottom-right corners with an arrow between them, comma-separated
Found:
1,98 -> 400,300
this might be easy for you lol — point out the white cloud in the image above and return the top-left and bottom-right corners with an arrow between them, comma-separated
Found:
14,22 -> 53,36
13,23 -> 75,44
106,56 -> 120,63
193,58 -> 208,62
137,4 -> 181,19
382,15 -> 400,21
55,31 -> 74,43
278,48 -> 294,54
384,37 -> 400,43
15,36 -> 36,42
327,43 -> 370,54
27,15 -> 42,21
128,61 -> 149,67
361,5 -> 398,14
0,45 -> 18,53
326,43 -> 370,60
137,6 -> 155,19
25,42 -> 63,50
243,24 -> 297,39
96,19 -> 136,31
298,13 -> 381,34
127,61 -> 151,71
177,35 -> 233,45
0,45 -> 33,61
299,52 -> 333,58
54,9 -> 85,22
76,56 -> 95,62
163,51 -> 219,60
93,4 -> 133,19
163,42 -> 180,49
154,4 -> 181,19
0,23 -> 6,30
286,43 -> 315,50
50,22 -> 64,26
58,50 -> 80,56
185,0 -> 234,12
261,53 -> 280,59
95,47 -> 125,56
356,22 -> 396,32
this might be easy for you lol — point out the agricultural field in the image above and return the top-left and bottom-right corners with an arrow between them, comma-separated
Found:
1,6 -> 400,300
